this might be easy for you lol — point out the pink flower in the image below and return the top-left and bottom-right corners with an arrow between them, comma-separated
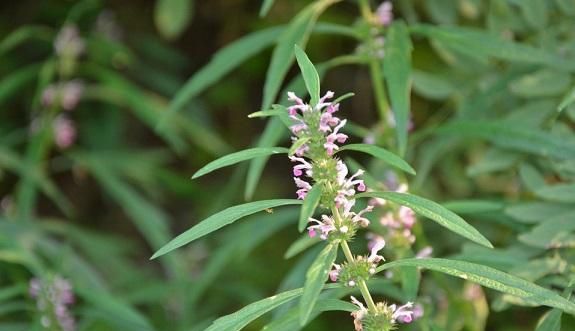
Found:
391,302 -> 414,324
294,177 -> 312,199
329,263 -> 341,282
315,90 -> 335,111
324,119 -> 348,155
53,116 -> 76,149
289,156 -> 313,177
375,2 -> 393,27
307,215 -> 336,240
416,246 -> 433,259
368,236 -> 386,263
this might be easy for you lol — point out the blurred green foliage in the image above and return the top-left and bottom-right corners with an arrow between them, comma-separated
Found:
0,0 -> 574,330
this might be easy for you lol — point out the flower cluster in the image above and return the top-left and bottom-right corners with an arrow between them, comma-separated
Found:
356,2 -> 393,59
329,237 -> 385,286
288,91 -> 366,208
29,276 -> 76,331
351,296 -> 415,331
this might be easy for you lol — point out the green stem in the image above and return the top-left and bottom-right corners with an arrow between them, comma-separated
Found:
357,0 -> 392,123
340,240 -> 377,311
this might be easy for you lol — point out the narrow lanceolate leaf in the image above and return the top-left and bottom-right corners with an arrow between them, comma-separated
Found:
262,0 -> 337,111
337,144 -> 416,175
535,184 -> 575,203
192,147 -> 288,179
205,284 -> 341,331
535,309 -> 562,331
299,184 -> 322,232
151,199 -> 301,259
259,0 -> 276,17
289,137 -> 311,156
436,121 -> 575,160
300,243 -> 338,325
383,21 -> 413,157
161,26 -> 284,127
356,192 -> 493,248
558,85 -> 575,113
410,24 -> 575,72
245,118 -> 288,200
442,200 -> 504,214
205,288 -> 303,331
294,45 -> 321,106
377,258 -> 575,315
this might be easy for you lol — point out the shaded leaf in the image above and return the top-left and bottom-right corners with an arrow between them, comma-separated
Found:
192,147 -> 288,179
436,121 -> 575,159
152,199 -> 301,259
261,0 -> 336,111
383,21 -> 412,156
154,0 -> 194,40
300,243 -> 338,325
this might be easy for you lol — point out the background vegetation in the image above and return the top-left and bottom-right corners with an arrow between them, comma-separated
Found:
1,0 -> 574,330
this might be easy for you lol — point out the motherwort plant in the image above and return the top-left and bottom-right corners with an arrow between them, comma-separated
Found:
152,45 -> 575,331
286,86 -> 415,330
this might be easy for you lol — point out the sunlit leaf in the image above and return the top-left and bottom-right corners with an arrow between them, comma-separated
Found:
300,243 -> 338,325
377,258 -> 575,314
154,0 -> 194,40
357,191 -> 493,248
338,144 -> 416,175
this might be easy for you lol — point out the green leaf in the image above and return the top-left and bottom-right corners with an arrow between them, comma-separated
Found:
337,144 -> 416,175
536,184 -> 575,203
520,0 -> 548,29
357,192 -> 493,248
558,85 -> 575,113
299,184 -> 322,232
294,45 -> 321,106
249,105 -> 293,128
0,25 -> 53,56
443,200 -> 504,214
192,147 -> 288,179
260,0 -> 276,17
154,0 -> 194,40
204,285 -> 339,331
505,202 -> 574,224
509,69 -> 570,98
289,137 -> 311,156
152,199 -> 301,259
377,258 -> 575,314
300,243 -> 338,325
0,63 -> 41,106
261,0 -> 336,111
436,121 -> 575,160
519,162 -> 546,192
161,26 -> 283,123
411,70 -> 455,100
263,299 -> 356,331
245,118 -> 288,200
535,309 -> 562,331
410,24 -> 575,71
519,212 -> 575,248
383,21 -> 412,156
284,235 -> 321,259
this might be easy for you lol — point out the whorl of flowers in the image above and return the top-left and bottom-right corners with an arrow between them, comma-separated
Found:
351,296 -> 415,331
29,276 -> 76,331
